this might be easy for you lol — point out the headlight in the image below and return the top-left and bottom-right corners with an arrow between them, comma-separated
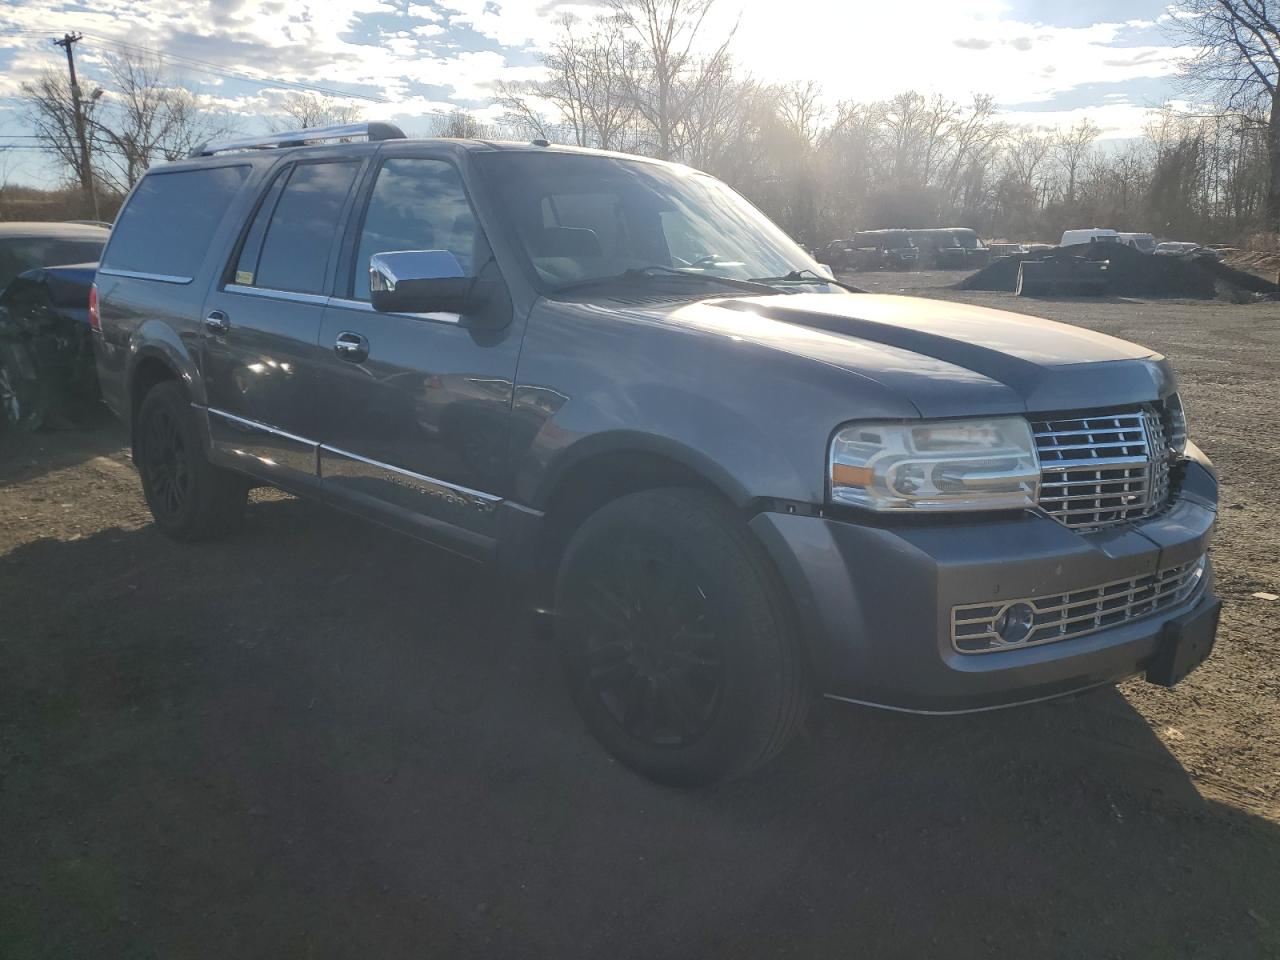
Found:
829,416 -> 1040,512
1165,393 -> 1188,456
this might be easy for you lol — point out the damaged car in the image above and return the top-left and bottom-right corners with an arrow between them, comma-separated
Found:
0,221 -> 109,429
0,263 -> 102,429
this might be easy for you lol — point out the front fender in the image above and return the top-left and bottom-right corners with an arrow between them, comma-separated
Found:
509,299 -> 919,509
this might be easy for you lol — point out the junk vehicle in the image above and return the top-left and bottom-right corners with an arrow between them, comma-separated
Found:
1155,241 -> 1216,258
847,230 -> 919,270
816,239 -> 859,270
1118,233 -> 1156,254
907,228 -> 990,269
0,223 -> 108,429
988,243 -> 1025,259
93,124 -> 1220,786
0,263 -> 100,429
1060,228 -> 1120,247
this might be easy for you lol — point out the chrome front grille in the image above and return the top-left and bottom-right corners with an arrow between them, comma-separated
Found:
952,555 -> 1207,654
1031,407 -> 1173,529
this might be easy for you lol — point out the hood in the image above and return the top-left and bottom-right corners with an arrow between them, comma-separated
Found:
648,292 -> 1169,417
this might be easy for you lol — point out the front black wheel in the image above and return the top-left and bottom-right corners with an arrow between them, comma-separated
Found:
136,381 -> 247,540
556,488 -> 811,786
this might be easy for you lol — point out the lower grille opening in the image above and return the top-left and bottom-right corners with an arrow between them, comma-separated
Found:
951,555 -> 1207,654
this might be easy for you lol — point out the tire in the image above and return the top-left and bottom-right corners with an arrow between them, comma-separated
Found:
555,487 -> 811,786
135,381 -> 248,540
0,339 -> 47,431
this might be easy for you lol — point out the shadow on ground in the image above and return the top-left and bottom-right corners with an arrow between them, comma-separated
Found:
2,498 -> 1277,959
0,407 -> 128,487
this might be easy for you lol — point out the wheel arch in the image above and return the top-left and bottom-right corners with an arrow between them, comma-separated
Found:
520,433 -> 757,611
127,343 -> 195,461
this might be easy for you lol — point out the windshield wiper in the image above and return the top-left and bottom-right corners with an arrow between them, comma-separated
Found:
552,266 -> 777,297
747,269 -> 867,293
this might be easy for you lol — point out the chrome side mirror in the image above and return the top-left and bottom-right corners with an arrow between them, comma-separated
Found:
369,250 -> 486,314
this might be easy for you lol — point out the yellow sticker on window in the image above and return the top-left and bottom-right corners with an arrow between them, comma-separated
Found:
235,270 -> 254,285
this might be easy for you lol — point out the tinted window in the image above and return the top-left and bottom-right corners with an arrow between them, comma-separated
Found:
231,172 -> 289,286
0,238 -> 105,291
352,158 -> 478,300
251,161 -> 360,294
103,166 -> 248,279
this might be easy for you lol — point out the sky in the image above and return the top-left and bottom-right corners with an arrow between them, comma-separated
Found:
0,0 -> 1197,187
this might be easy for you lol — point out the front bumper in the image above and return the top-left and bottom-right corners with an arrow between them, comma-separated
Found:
751,456 -> 1218,714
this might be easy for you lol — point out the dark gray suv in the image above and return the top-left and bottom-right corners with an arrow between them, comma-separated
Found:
92,124 -> 1220,786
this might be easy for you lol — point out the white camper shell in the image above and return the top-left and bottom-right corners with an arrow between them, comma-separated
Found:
1061,228 -> 1120,247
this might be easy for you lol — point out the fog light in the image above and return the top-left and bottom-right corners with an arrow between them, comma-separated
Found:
993,602 -> 1035,645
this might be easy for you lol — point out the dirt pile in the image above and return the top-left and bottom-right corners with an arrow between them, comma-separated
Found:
960,243 -> 1280,299
1227,250 -> 1280,282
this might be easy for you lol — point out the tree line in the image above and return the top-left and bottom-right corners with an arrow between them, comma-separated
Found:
13,0 -> 1279,247
495,0 -> 1277,246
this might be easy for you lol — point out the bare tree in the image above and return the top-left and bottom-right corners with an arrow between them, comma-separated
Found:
0,147 -> 16,218
939,95 -> 1001,206
20,69 -> 102,202
777,80 -> 824,146
497,15 -> 639,150
552,14 -> 637,149
681,62 -> 757,172
1052,118 -> 1101,204
497,2 -> 1275,243
89,53 -> 237,192
495,81 -> 554,141
607,0 -> 736,160
433,109 -> 483,139
1172,0 -> 1280,226
270,92 -> 363,131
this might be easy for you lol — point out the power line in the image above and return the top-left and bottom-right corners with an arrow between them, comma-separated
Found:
1,28 -> 524,134
80,32 -> 392,104
1,27 -> 393,105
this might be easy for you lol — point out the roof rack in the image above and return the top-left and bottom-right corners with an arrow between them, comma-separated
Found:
189,121 -> 407,158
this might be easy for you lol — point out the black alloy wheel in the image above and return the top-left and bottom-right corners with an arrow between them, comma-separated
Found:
135,381 -> 247,540
142,402 -> 190,520
576,539 -> 724,748
556,487 -> 811,786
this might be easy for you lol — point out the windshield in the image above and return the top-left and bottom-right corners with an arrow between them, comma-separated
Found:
476,152 -> 821,293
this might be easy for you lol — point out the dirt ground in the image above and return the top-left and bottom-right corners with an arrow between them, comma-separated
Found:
2,273 -> 1279,959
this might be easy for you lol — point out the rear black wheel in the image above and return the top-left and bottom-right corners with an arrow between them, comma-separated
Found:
136,381 -> 247,540
556,487 -> 811,786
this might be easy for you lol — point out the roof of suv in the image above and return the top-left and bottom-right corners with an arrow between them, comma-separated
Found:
172,135 -> 687,174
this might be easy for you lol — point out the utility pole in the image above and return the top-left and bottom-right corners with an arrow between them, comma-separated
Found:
52,32 -> 99,220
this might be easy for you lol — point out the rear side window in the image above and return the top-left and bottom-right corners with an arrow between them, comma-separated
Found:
103,165 -> 248,280
237,160 -> 360,295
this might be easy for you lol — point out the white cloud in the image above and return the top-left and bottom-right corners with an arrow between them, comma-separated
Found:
720,0 -> 1188,108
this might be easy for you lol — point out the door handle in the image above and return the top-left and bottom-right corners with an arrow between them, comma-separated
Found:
205,310 -> 230,335
334,331 -> 369,362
